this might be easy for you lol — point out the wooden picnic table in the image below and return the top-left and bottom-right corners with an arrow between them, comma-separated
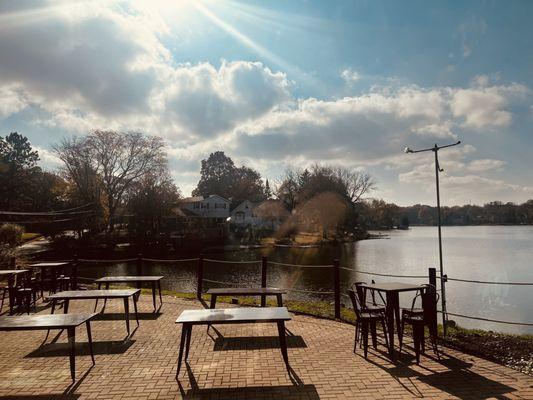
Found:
94,276 -> 164,311
0,269 -> 29,315
0,312 -> 97,381
29,262 -> 73,292
47,289 -> 140,335
206,287 -> 286,309
358,282 -> 423,359
175,307 -> 292,375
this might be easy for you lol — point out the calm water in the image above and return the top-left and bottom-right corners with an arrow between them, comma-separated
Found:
79,226 -> 533,334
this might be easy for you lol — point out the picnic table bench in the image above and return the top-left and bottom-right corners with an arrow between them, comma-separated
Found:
175,307 -> 292,375
47,289 -> 140,335
94,276 -> 164,311
206,287 -> 286,309
0,313 -> 97,381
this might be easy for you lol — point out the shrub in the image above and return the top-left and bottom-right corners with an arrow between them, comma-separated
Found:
0,223 -> 24,246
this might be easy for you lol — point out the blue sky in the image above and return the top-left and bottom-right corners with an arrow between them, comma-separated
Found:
1,0 -> 532,205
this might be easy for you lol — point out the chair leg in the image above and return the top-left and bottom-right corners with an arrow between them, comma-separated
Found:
399,318 -> 405,354
370,321 -> 377,349
354,322 -> 360,352
362,321 -> 369,359
0,289 -> 5,313
413,325 -> 422,365
380,318 -> 389,353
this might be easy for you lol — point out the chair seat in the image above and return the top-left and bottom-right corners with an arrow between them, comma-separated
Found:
365,304 -> 386,314
359,312 -> 385,321
403,314 -> 425,323
402,307 -> 424,316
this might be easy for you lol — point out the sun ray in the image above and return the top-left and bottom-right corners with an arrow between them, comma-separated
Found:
193,1 -> 323,91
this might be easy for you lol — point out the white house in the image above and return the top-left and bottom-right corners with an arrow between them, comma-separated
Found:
181,195 -> 230,221
230,200 -> 256,224
230,199 -> 289,230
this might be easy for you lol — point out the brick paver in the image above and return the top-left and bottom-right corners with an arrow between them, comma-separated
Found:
0,295 -> 531,399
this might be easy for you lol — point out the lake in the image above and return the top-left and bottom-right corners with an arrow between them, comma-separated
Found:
78,226 -> 533,334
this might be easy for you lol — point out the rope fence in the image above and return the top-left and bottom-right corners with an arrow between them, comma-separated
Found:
142,257 -> 199,263
19,254 -> 532,331
268,261 -> 333,269
204,258 -> 260,265
439,311 -> 533,327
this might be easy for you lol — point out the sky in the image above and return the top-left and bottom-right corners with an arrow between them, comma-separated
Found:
1,0 -> 532,206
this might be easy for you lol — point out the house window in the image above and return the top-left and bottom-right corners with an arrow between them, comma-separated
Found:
193,203 -> 199,209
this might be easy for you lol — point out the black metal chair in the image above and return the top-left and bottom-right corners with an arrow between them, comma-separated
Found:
15,270 -> 38,314
351,281 -> 386,315
347,288 -> 389,359
399,284 -> 440,364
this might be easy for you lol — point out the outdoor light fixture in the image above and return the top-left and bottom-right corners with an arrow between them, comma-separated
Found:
404,140 -> 461,335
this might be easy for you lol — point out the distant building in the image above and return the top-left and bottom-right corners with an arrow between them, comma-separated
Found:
181,194 -> 230,221
162,194 -> 230,243
230,199 -> 289,230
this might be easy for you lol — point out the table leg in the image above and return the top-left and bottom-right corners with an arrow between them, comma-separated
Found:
151,282 -> 156,311
157,281 -> 162,306
123,297 -> 130,335
133,294 -> 139,326
177,323 -> 188,375
8,275 -> 15,315
67,327 -> 76,381
86,321 -> 95,365
184,325 -> 192,360
276,294 -> 283,307
103,283 -> 109,310
63,299 -> 70,314
385,292 -> 397,358
277,321 -> 290,371
94,283 -> 102,312
209,294 -> 216,309
51,299 -> 57,314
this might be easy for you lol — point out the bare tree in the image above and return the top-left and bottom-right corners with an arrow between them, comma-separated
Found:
55,130 -> 166,232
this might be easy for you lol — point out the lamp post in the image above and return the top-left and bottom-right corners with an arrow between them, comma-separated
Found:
404,140 -> 461,336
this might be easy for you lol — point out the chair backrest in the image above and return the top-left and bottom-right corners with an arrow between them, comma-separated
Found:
350,281 -> 367,305
347,288 -> 364,318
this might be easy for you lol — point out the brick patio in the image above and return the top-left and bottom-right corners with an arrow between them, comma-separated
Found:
0,295 -> 531,399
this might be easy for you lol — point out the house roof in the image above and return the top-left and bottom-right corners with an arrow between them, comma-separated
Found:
206,194 -> 230,203
254,199 -> 290,218
181,196 -> 203,203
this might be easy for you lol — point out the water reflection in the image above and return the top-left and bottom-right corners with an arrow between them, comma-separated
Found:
78,226 -> 533,334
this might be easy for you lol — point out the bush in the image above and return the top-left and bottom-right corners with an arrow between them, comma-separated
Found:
0,224 -> 24,246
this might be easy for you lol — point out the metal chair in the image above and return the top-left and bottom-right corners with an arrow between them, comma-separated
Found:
351,281 -> 386,315
347,288 -> 389,359
15,270 -> 38,314
399,284 -> 440,364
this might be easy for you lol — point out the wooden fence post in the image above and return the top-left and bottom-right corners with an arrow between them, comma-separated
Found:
261,256 -> 267,307
197,255 -> 204,299
333,259 -> 340,319
136,253 -> 143,289
428,267 -> 438,337
72,254 -> 78,290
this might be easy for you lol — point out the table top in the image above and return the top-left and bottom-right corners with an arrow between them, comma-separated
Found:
176,307 -> 291,324
359,282 -> 423,293
47,289 -> 140,300
0,269 -> 28,277
207,287 -> 286,295
29,262 -> 69,268
95,276 -> 164,283
0,313 -> 97,330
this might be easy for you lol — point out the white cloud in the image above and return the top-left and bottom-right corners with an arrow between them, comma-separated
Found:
340,68 -> 361,83
450,84 -> 528,129
0,84 -> 29,117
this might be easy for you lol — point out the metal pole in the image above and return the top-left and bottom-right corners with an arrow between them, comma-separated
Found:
434,148 -> 447,336
405,140 -> 460,337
